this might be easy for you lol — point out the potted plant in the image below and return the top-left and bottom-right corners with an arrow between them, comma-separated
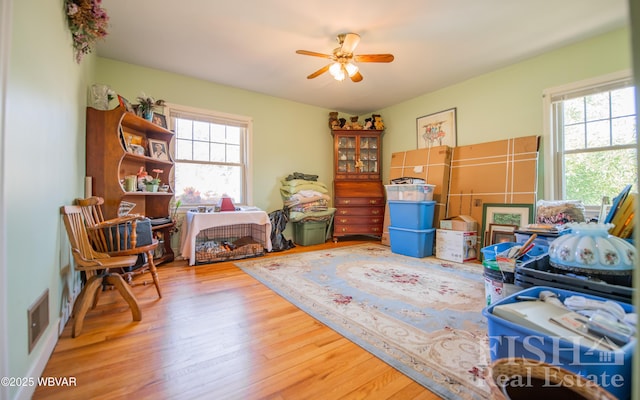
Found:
136,93 -> 165,121
142,169 -> 163,192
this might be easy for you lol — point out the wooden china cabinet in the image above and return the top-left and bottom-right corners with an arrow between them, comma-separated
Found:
331,129 -> 385,241
85,106 -> 175,264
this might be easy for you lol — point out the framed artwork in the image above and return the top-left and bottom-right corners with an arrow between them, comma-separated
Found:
152,112 -> 168,129
416,108 -> 457,148
117,94 -> 135,113
481,203 -> 534,248
488,223 -> 518,245
148,139 -> 169,160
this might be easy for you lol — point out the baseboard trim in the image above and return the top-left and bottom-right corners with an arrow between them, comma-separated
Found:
13,318 -> 59,400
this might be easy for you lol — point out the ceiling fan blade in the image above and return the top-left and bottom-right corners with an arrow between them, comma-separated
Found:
340,33 -> 360,54
350,71 -> 363,83
296,50 -> 333,59
307,64 -> 330,79
354,54 -> 395,63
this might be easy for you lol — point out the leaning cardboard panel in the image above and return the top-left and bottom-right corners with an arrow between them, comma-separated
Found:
447,135 -> 540,229
382,146 -> 452,245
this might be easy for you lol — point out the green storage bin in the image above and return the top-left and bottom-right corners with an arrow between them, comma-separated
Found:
293,221 -> 327,246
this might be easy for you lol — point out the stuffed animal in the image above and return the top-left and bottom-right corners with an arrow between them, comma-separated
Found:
364,118 -> 373,129
372,114 -> 384,130
339,117 -> 347,128
328,111 -> 339,129
349,116 -> 363,130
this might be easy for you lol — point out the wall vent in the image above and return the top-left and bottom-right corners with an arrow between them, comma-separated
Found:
28,289 -> 49,353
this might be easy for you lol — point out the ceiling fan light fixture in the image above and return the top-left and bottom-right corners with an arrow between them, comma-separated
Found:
329,62 -> 346,81
345,62 -> 358,77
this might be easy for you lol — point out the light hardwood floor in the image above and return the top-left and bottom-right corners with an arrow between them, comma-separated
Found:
34,239 -> 441,400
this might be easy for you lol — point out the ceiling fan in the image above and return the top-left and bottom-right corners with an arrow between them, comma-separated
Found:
296,33 -> 394,83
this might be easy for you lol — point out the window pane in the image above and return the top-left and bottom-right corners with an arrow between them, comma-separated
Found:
611,87 -> 636,117
227,144 -> 240,163
210,143 -> 225,162
612,116 -> 637,145
193,140 -> 210,161
563,98 -> 584,124
585,120 -> 610,148
175,163 -> 243,205
565,148 -> 637,205
227,127 -> 241,144
585,92 -> 610,121
176,138 -> 192,160
193,121 -> 209,141
175,118 -> 192,139
564,124 -> 585,150
211,124 -> 226,142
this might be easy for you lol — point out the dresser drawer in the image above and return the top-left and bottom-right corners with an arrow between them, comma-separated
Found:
335,197 -> 385,207
334,215 -> 384,225
333,223 -> 383,236
335,206 -> 384,217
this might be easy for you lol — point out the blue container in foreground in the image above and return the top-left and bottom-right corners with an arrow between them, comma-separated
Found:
483,286 -> 635,399
388,226 -> 435,258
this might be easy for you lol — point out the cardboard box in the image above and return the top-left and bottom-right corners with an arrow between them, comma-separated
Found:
435,229 -> 478,263
447,136 -> 539,227
383,146 -> 452,245
439,215 -> 477,232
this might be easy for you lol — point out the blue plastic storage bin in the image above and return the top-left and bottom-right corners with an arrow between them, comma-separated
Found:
388,226 -> 435,258
483,286 -> 635,399
480,241 -> 548,262
387,200 -> 436,230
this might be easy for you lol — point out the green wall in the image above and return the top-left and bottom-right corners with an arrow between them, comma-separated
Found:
2,3 -> 634,399
5,0 -> 94,398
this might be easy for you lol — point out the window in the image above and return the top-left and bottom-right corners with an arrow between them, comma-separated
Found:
544,71 -> 637,208
165,104 -> 253,206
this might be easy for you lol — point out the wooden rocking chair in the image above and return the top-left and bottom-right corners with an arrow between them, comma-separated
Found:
60,205 -> 142,337
75,196 -> 162,298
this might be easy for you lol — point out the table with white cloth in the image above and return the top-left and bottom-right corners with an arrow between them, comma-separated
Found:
180,210 -> 272,265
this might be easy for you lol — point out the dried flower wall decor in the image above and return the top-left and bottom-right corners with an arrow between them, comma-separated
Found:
65,0 -> 109,63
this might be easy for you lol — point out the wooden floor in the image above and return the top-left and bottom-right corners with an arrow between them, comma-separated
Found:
34,238 -> 441,400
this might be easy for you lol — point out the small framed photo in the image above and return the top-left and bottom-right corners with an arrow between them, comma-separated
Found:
488,223 -> 518,246
148,139 -> 169,160
417,108 -> 457,148
152,112 -> 167,129
117,95 -> 135,113
481,203 -> 534,248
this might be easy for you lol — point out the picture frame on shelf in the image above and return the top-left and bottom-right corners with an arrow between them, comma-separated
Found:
124,133 -> 145,155
152,112 -> 168,129
488,223 -> 518,245
481,203 -> 534,248
416,108 -> 457,149
148,138 -> 169,161
117,95 -> 135,113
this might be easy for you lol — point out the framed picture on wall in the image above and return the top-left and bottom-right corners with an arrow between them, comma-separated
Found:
416,108 -> 457,148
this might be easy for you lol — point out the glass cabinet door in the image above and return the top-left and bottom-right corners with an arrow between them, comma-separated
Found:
337,136 -> 357,173
359,136 -> 378,173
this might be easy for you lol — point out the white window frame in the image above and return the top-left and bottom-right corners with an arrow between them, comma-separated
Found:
163,102 -> 254,206
542,70 -> 635,212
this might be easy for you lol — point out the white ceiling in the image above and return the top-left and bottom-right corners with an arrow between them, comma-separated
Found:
96,0 -> 629,115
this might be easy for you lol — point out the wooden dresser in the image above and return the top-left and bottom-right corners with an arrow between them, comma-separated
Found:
331,129 -> 385,240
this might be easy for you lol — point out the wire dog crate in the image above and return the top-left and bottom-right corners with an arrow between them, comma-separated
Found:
194,223 -> 268,265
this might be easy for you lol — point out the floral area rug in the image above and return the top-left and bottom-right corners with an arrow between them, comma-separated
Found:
235,244 -> 492,399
